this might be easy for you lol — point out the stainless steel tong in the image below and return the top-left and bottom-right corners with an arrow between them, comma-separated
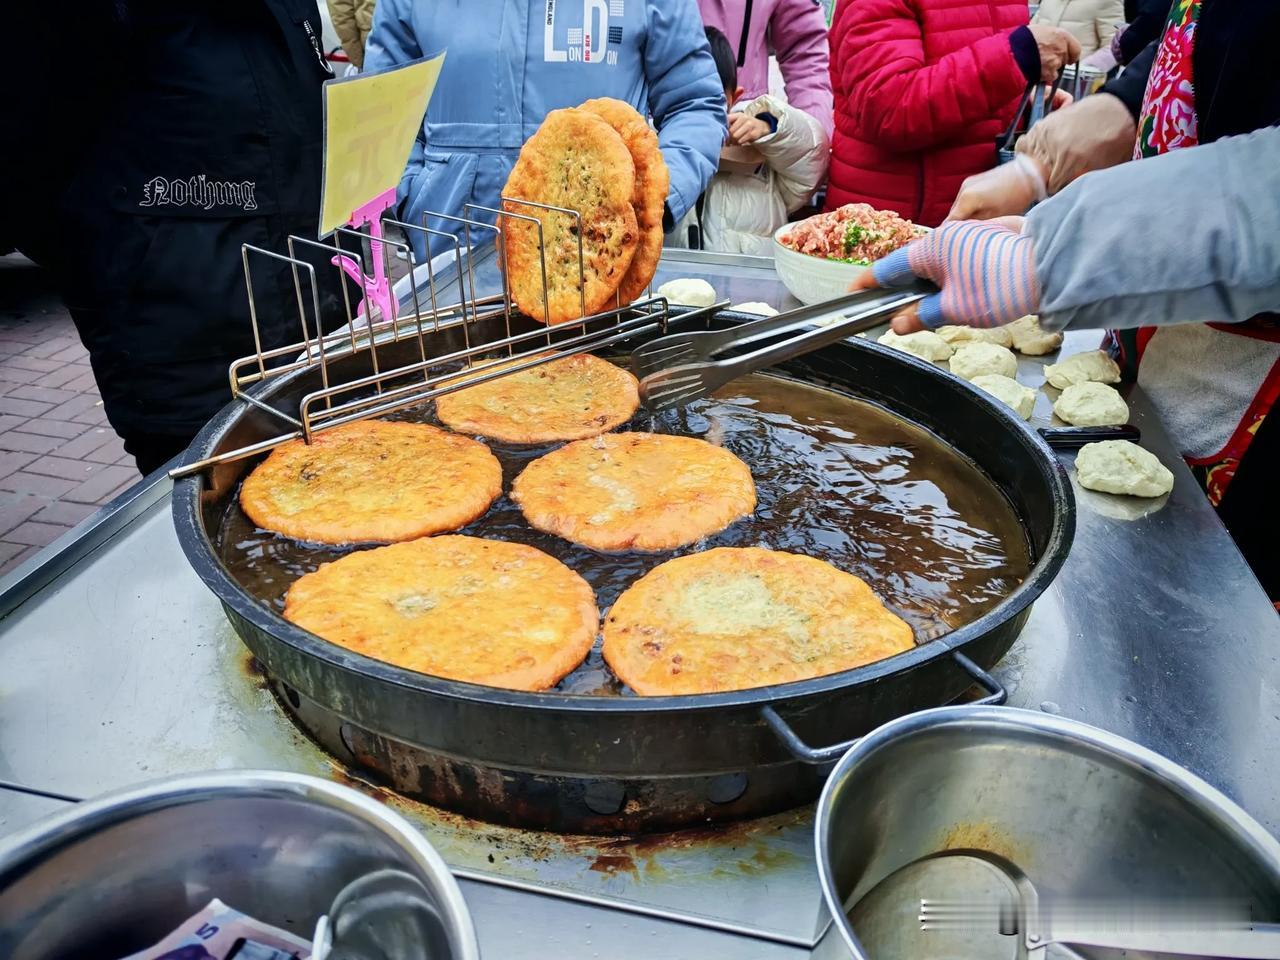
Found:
633,284 -> 932,412
952,850 -> 1280,960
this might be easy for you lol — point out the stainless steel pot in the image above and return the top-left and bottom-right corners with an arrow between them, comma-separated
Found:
0,770 -> 480,960
813,706 -> 1280,959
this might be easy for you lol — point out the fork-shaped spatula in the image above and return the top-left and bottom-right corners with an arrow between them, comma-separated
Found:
635,284 -> 933,412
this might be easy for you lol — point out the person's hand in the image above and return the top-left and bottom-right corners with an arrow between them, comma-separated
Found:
946,154 -> 1048,222
727,113 -> 772,146
1050,88 -> 1073,111
1015,92 -> 1137,196
849,220 -> 1039,333
1027,24 -> 1082,81
1109,25 -> 1127,65
1081,47 -> 1117,74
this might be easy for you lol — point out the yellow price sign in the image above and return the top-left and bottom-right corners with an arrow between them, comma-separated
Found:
318,53 -> 446,236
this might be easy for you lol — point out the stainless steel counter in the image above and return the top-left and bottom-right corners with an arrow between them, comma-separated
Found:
1,251 -> 1277,958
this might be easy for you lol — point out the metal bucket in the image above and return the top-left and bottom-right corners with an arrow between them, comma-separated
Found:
813,706 -> 1280,959
0,770 -> 480,960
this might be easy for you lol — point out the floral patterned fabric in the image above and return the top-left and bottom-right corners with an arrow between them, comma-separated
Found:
1188,365 -> 1280,506
1134,0 -> 1201,159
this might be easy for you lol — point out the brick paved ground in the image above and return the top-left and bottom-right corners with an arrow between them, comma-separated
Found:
0,254 -> 139,575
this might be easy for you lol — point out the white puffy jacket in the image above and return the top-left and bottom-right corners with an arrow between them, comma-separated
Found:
1031,0 -> 1125,58
667,95 -> 830,257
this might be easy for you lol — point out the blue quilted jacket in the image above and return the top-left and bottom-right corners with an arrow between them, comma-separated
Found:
365,0 -> 726,257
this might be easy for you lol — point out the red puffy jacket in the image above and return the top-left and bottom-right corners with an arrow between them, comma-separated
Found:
827,0 -> 1031,226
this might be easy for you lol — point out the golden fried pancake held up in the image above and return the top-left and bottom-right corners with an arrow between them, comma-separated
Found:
239,421 -> 501,545
435,352 -> 640,444
511,432 -> 756,551
283,536 -> 598,691
578,98 -> 669,304
603,548 -> 915,695
501,108 -> 639,324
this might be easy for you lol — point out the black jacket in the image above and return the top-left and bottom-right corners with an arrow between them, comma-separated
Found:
29,1 -> 343,440
1118,0 -> 1174,66
4,10 -> 116,266
1105,0 -> 1280,144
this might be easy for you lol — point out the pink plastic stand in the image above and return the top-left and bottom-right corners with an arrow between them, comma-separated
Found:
332,188 -> 398,326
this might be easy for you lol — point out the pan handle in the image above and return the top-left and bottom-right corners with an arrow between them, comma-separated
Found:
760,651 -> 1007,765
1039,424 -> 1141,449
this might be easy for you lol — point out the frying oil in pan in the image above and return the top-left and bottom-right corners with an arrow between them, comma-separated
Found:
216,371 -> 1031,695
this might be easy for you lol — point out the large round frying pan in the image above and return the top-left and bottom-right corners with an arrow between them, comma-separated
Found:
172,307 -> 1075,834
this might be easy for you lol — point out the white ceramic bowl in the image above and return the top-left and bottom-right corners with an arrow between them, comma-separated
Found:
773,221 -> 930,306
772,223 -> 866,305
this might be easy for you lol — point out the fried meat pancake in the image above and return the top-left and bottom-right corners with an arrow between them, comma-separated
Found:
283,536 -> 598,691
239,421 -> 501,545
501,108 -> 638,324
435,352 -> 640,443
579,98 -> 669,304
603,548 -> 915,695
511,432 -> 755,551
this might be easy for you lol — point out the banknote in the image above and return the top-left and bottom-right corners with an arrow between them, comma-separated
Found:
120,898 -> 311,960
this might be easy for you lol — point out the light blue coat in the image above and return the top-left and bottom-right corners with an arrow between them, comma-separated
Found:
1028,126 -> 1280,331
364,0 -> 726,258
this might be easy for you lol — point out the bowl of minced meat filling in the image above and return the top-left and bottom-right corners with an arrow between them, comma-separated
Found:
774,204 -> 926,305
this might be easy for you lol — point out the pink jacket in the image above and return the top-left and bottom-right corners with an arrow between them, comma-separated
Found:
697,0 -> 834,136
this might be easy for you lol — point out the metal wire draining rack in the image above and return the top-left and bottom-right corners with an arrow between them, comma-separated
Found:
170,200 -> 681,478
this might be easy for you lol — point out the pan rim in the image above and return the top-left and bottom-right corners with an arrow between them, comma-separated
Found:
172,326 -> 1074,716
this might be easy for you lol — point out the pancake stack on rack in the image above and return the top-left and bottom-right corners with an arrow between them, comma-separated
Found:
500,99 -> 670,324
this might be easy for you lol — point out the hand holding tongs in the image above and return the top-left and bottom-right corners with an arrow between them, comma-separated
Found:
997,67 -> 1066,165
633,284 -> 933,412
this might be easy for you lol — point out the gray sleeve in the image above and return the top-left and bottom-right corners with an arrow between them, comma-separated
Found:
1026,126 -> 1280,332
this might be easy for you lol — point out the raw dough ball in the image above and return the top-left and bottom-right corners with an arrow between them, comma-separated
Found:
657,278 -> 716,307
971,374 -> 1036,420
936,325 -> 1014,348
1053,381 -> 1129,426
1007,315 -> 1063,356
1044,350 -> 1121,389
1076,440 -> 1174,498
878,329 -> 953,363
950,342 -> 1018,381
731,301 -> 778,316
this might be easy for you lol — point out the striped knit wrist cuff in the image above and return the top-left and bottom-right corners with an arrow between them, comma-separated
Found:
915,295 -> 946,330
873,247 -> 915,288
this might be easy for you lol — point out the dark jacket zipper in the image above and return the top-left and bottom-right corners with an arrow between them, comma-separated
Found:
737,0 -> 756,67
302,18 -> 334,75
